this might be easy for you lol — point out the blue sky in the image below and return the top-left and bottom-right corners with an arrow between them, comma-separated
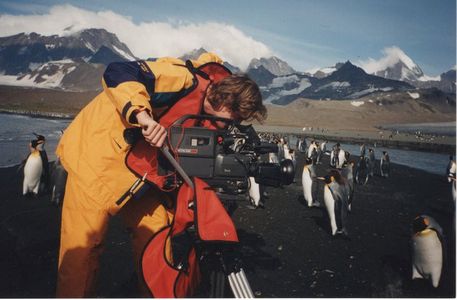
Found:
0,0 -> 455,75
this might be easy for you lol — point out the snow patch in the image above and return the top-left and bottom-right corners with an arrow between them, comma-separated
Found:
358,46 -> 418,74
348,87 -> 392,99
112,45 -> 137,61
279,79 -> 311,96
269,75 -> 299,89
84,41 -> 96,52
268,75 -> 311,94
351,101 -> 364,107
319,67 -> 337,74
18,46 -> 27,55
263,94 -> 281,105
417,74 -> 441,82
0,60 -> 77,89
39,59 -> 74,65
315,81 -> 350,92
407,92 -> 420,99
28,63 -> 42,71
306,66 -> 337,77
262,75 -> 312,104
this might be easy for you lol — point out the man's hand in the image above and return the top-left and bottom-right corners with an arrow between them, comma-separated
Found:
136,110 -> 167,147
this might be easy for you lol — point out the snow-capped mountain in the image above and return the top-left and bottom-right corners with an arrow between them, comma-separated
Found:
0,29 -> 453,104
0,28 -> 136,76
358,47 -> 426,82
247,56 -> 296,76
413,68 -> 456,94
259,61 -> 414,105
0,29 -> 138,91
0,59 -> 106,91
178,47 -> 208,62
247,65 -> 277,86
178,47 -> 241,73
357,46 -> 455,93
374,57 -> 425,82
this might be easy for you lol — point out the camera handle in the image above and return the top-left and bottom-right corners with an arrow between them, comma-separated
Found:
160,145 -> 195,191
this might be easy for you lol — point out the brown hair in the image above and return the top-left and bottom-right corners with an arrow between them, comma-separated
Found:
206,74 -> 267,122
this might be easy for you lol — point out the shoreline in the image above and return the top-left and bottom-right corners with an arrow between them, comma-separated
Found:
0,152 -> 448,177
254,124 -> 456,154
1,109 -> 454,154
0,109 -> 75,120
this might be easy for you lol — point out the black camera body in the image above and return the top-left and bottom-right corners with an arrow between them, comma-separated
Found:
160,115 -> 295,195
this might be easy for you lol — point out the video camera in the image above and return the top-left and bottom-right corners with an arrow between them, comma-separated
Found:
159,115 -> 295,195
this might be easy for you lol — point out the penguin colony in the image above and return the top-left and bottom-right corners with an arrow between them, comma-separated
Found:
22,130 -> 451,289
258,132 -> 449,289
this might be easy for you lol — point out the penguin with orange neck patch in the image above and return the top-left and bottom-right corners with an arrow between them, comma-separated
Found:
33,133 -> 50,193
411,215 -> 444,288
23,139 -> 44,195
319,169 -> 350,236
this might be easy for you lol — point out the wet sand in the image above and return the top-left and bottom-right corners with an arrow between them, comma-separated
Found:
0,153 -> 455,297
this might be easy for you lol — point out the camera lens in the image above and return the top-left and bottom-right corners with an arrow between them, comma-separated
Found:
280,159 -> 295,185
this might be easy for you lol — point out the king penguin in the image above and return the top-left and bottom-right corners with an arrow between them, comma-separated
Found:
380,151 -> 390,178
341,161 -> 355,212
302,158 -> 318,207
33,133 -> 50,193
411,215 -> 444,288
336,147 -> 347,169
355,156 -> 369,185
50,156 -> 68,206
367,148 -> 376,177
23,139 -> 43,195
307,140 -> 318,163
320,170 -> 350,236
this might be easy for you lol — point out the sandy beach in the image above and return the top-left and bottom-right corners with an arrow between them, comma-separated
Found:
0,151 -> 454,297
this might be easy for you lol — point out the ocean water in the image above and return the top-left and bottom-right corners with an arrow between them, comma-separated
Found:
0,113 -> 453,176
333,142 -> 452,176
0,113 -> 71,167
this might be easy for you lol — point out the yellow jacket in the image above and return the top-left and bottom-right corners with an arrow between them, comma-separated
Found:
56,53 -> 223,214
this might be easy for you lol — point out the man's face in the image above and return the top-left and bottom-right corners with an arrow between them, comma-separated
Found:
203,97 -> 240,129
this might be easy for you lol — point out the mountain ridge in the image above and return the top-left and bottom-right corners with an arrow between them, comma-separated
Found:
0,29 -> 454,102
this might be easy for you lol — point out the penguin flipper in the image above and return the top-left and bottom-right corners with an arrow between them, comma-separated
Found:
412,265 -> 423,280
431,271 -> 441,288
16,157 -> 28,175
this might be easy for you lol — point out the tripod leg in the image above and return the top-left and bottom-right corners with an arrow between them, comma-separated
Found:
210,271 -> 216,297
216,270 -> 225,297
228,269 -> 255,298
238,268 -> 254,298
228,273 -> 243,298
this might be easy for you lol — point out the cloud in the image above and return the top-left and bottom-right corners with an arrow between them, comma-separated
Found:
356,46 -> 417,74
0,4 -> 273,69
